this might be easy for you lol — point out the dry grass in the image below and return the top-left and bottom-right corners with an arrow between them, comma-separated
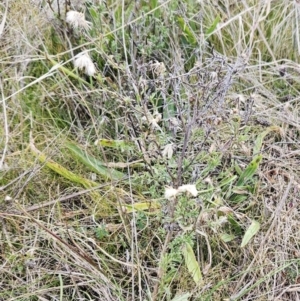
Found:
1,0 -> 300,300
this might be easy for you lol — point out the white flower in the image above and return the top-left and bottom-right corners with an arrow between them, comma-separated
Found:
164,186 -> 179,200
178,184 -> 198,197
162,143 -> 174,159
74,52 -> 96,76
66,11 -> 92,30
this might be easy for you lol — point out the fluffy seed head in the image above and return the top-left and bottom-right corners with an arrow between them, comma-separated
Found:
74,52 -> 96,76
178,184 -> 198,197
165,186 -> 179,200
66,11 -> 91,30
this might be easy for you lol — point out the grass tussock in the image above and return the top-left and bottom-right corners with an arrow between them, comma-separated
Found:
1,0 -> 300,300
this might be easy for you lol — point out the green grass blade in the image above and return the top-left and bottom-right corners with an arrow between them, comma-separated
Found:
94,139 -> 135,151
205,16 -> 221,36
29,138 -> 113,215
176,16 -> 197,45
30,141 -> 98,188
241,220 -> 260,248
220,233 -> 235,243
219,175 -> 238,188
182,242 -> 203,285
253,126 -> 281,156
171,293 -> 192,301
46,56 -> 91,86
123,201 -> 160,213
236,155 -> 262,187
66,142 -> 125,181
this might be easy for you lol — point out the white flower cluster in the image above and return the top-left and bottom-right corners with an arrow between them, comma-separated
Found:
165,184 -> 198,200
74,52 -> 97,76
66,11 -> 91,30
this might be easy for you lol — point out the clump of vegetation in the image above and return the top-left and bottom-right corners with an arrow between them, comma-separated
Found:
1,0 -> 300,300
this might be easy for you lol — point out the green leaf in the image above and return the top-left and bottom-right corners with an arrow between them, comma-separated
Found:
150,0 -> 160,18
94,139 -> 134,151
220,233 -> 235,242
182,242 -> 202,284
123,201 -> 160,213
241,220 -> 260,248
177,16 -> 197,45
253,126 -> 281,156
29,141 -> 98,188
236,155 -> 262,187
46,56 -> 93,86
29,140 -> 113,214
229,194 -> 249,203
219,175 -> 238,189
171,293 -> 192,301
89,7 -> 98,20
234,162 -> 243,175
205,16 -> 221,36
66,143 -> 125,181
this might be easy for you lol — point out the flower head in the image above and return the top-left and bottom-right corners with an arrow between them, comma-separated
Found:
66,11 -> 91,30
74,52 -> 96,76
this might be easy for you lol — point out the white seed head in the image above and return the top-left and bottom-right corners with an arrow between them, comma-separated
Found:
74,52 -> 96,76
84,61 -> 97,76
178,184 -> 198,197
164,186 -> 179,200
66,10 -> 91,30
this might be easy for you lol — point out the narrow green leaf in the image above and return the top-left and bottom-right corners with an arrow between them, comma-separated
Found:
205,16 -> 221,36
220,233 -> 235,242
94,139 -> 134,150
177,16 -> 197,45
236,155 -> 262,186
66,143 -> 125,181
30,140 -> 113,214
241,220 -> 260,248
171,293 -> 192,301
219,175 -> 238,188
123,201 -> 160,213
46,56 -> 91,86
182,242 -> 202,284
229,194 -> 248,203
30,142 -> 98,188
253,126 -> 281,156
89,7 -> 98,20
150,0 -> 160,18
234,162 -> 243,175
